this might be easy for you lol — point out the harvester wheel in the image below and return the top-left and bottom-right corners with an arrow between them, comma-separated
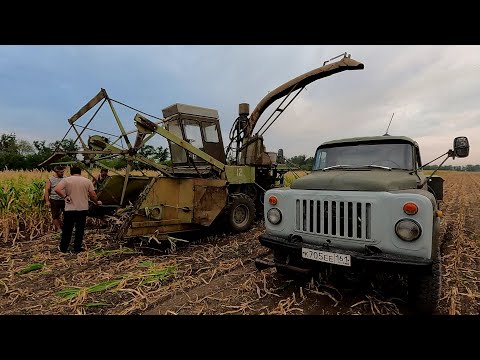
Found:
225,193 -> 255,233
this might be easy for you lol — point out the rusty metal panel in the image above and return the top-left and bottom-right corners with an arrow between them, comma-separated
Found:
124,177 -> 227,236
193,178 -> 228,226
140,177 -> 195,224
131,219 -> 183,228
240,136 -> 272,166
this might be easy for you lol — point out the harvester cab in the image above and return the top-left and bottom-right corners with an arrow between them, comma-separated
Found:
162,103 -> 226,175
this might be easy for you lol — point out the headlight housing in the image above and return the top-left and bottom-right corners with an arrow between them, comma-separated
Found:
267,208 -> 282,225
395,219 -> 422,241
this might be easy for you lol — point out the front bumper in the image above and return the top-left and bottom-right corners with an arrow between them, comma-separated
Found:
259,233 -> 432,270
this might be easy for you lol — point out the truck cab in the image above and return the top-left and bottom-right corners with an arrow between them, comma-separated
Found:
258,135 -> 469,314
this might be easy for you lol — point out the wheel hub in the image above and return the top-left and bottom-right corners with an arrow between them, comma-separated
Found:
233,204 -> 249,227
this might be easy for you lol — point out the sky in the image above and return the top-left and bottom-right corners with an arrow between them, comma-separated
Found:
0,45 -> 478,166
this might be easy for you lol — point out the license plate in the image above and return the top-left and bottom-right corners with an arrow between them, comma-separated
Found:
301,248 -> 351,267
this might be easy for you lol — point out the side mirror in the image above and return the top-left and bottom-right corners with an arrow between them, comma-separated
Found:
453,136 -> 469,158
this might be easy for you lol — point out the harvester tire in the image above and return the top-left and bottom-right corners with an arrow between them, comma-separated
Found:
224,193 -> 255,233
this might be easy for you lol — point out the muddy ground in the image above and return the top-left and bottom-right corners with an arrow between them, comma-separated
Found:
1,172 -> 479,315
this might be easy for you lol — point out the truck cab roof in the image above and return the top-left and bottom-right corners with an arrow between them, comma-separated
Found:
319,135 -> 418,148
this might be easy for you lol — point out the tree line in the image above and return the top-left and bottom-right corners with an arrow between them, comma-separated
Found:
0,133 -> 170,171
1,132 -> 478,172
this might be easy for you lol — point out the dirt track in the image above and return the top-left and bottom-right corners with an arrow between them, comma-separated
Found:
1,171 -> 479,315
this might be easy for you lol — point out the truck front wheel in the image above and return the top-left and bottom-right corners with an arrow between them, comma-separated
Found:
407,259 -> 441,314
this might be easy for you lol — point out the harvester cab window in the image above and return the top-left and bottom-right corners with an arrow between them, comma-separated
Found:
203,123 -> 219,143
184,120 -> 204,149
167,119 -> 187,163
184,120 -> 205,161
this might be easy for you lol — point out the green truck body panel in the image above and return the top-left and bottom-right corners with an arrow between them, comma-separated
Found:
291,169 -> 421,191
225,165 -> 256,184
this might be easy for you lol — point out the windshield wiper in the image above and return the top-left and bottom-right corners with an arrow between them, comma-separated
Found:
322,165 -> 355,171
322,164 -> 392,171
362,165 -> 392,171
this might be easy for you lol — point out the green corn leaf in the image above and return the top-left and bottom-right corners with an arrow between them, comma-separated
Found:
138,261 -> 154,268
56,288 -> 82,299
17,263 -> 44,275
87,280 -> 122,293
85,302 -> 109,307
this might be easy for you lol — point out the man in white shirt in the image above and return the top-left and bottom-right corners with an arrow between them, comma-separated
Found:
55,166 -> 102,253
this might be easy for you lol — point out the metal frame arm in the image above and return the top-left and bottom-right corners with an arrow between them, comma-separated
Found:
68,89 -> 107,125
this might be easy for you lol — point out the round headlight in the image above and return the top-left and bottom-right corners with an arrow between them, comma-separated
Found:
267,208 -> 282,225
395,219 -> 422,241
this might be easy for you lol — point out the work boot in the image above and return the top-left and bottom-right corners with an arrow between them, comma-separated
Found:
73,246 -> 86,253
57,245 -> 69,254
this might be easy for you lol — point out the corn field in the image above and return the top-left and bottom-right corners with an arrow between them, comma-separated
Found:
0,168 -> 160,244
0,170 -> 51,243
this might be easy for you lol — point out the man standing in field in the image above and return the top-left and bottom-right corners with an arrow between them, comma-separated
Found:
54,166 -> 102,253
44,165 -> 66,231
92,168 -> 110,192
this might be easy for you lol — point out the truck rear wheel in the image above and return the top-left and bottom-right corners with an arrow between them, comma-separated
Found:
225,193 -> 255,233
407,259 -> 441,314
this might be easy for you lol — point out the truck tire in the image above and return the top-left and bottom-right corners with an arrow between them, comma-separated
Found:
407,259 -> 441,314
224,193 -> 256,233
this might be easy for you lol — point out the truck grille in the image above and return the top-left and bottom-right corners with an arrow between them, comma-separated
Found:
295,199 -> 372,240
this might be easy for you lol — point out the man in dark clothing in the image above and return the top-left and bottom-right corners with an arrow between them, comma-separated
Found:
54,166 -> 102,253
44,166 -> 66,231
92,168 -> 110,192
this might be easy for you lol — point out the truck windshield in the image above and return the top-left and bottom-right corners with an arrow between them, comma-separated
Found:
312,143 -> 414,171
